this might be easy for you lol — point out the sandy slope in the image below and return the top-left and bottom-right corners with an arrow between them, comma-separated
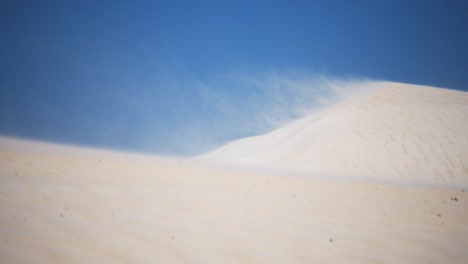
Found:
200,82 -> 468,187
1,136 -> 468,263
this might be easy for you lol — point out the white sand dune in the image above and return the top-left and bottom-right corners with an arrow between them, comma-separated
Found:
1,82 -> 468,263
200,82 -> 468,187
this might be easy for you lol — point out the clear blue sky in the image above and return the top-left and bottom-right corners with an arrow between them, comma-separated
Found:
0,0 -> 466,155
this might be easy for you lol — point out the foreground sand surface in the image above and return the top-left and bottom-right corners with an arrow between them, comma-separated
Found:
1,137 -> 467,263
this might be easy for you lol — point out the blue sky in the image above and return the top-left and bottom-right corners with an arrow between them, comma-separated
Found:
0,0 -> 466,155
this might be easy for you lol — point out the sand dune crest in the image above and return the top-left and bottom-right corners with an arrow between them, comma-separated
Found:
200,82 -> 468,187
